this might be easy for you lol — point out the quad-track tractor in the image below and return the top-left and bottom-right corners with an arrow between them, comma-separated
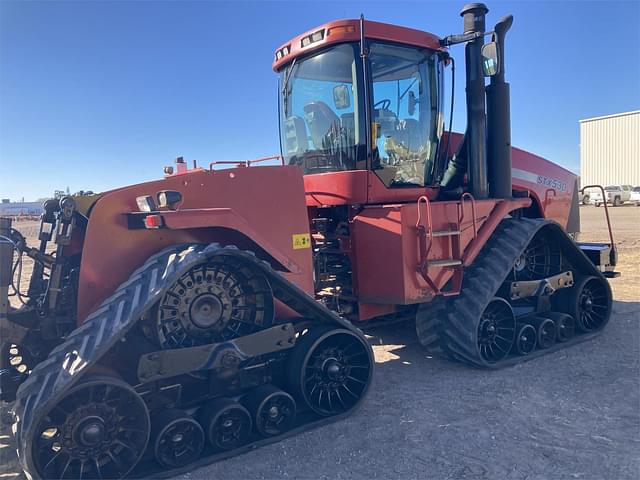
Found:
0,3 -> 619,479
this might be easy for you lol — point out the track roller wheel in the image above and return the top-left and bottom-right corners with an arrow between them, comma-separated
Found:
513,324 -> 537,355
543,312 -> 575,342
31,375 -> 150,480
241,384 -> 296,437
528,316 -> 556,349
477,298 -> 516,364
288,327 -> 373,416
151,409 -> 204,468
200,398 -> 252,451
556,276 -> 612,332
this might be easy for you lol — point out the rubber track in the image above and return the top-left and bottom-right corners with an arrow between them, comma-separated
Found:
416,218 -> 612,368
12,243 -> 367,479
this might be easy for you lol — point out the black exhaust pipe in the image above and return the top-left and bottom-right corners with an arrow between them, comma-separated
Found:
487,14 -> 514,199
460,3 -> 489,199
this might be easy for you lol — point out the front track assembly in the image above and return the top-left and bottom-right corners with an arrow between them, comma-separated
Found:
12,244 -> 374,479
416,218 -> 613,368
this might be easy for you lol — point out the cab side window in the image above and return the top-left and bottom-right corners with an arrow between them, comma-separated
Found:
369,42 -> 440,187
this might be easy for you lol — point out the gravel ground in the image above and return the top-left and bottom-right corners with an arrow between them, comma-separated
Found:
1,206 -> 639,479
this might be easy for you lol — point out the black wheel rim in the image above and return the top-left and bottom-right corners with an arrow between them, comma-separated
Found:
33,378 -> 149,480
537,319 -> 556,348
155,259 -> 273,349
555,315 -> 575,341
513,234 -> 562,281
207,405 -> 251,450
477,299 -> 516,363
514,324 -> 536,355
154,415 -> 204,468
299,330 -> 372,416
576,278 -> 609,331
257,392 -> 296,436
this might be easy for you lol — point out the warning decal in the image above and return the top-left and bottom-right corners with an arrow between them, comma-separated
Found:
292,233 -> 311,250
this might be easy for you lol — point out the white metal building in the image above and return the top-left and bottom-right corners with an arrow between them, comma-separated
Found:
0,201 -> 43,216
579,110 -> 640,187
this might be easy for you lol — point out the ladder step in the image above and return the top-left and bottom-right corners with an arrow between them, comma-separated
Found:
426,259 -> 463,267
431,230 -> 461,237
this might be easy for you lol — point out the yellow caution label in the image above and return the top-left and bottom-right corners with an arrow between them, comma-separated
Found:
292,233 -> 311,250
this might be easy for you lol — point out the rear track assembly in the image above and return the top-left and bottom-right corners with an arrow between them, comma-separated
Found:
416,218 -> 612,368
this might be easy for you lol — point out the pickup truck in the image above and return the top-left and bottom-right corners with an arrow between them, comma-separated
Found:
591,185 -> 633,207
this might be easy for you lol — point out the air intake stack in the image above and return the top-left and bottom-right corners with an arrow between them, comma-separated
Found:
460,3 -> 489,199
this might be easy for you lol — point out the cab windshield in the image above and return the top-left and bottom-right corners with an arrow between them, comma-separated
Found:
279,43 -> 365,174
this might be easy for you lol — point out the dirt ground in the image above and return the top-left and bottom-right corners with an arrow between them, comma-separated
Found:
1,206 -> 639,479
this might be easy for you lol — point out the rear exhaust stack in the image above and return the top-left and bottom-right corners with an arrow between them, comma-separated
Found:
487,14 -> 514,199
461,3 -> 489,199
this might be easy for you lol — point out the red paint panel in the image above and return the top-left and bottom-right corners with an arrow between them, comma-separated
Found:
511,147 -> 576,228
77,166 -> 313,323
273,19 -> 445,71
304,170 -> 368,206
352,199 -> 526,305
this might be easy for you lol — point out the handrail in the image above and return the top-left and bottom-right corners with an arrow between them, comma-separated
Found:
209,155 -> 285,170
458,192 -> 478,238
416,195 -> 434,271
416,195 -> 433,240
581,185 -> 615,248
247,155 -> 285,166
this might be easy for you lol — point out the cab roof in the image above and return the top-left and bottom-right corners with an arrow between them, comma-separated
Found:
272,18 -> 445,72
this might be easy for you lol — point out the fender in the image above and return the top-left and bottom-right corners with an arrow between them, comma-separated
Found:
76,166 -> 315,323
128,207 -> 302,274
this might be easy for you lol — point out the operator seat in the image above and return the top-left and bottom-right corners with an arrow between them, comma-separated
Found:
303,101 -> 340,149
397,118 -> 422,151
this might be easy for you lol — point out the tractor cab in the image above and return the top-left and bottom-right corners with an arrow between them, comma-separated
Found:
275,20 -> 447,202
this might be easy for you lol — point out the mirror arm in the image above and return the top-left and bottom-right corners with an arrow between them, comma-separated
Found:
440,30 -> 495,47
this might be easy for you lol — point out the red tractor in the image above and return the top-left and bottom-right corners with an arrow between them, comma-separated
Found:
0,4 -> 617,479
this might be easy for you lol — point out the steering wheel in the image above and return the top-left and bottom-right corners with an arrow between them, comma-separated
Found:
374,99 -> 391,110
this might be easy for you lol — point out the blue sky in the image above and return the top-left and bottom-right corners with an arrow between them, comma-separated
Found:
1,0 -> 639,201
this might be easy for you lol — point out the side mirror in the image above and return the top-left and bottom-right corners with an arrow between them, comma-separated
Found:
333,85 -> 351,109
408,91 -> 417,116
481,41 -> 500,77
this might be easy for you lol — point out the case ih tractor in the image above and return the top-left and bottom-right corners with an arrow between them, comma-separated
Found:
0,3 -> 618,479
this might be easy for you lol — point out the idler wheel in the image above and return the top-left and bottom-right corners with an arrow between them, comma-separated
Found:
528,316 -> 556,349
201,398 -> 252,451
513,324 -> 537,355
31,375 -> 150,480
152,409 -> 205,468
241,384 -> 296,437
560,276 -> 612,332
153,258 -> 274,349
288,327 -> 373,416
543,312 -> 575,342
476,298 -> 516,363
